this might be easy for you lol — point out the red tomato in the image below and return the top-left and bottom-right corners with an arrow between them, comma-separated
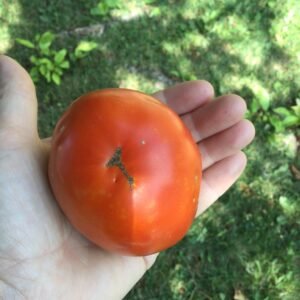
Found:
48,89 -> 202,256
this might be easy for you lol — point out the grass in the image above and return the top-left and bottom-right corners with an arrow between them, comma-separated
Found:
1,0 -> 300,299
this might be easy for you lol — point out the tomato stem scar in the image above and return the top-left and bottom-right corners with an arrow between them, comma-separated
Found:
106,147 -> 134,189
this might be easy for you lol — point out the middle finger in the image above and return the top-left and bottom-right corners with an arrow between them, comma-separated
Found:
199,119 -> 255,170
182,94 -> 247,143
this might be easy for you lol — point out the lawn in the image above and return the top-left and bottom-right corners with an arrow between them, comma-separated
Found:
1,0 -> 299,299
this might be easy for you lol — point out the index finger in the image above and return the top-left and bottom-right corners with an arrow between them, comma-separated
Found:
153,80 -> 214,115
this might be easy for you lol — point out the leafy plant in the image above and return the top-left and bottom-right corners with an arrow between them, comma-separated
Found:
247,92 -> 299,133
16,32 -> 70,85
270,99 -> 300,132
16,33 -> 98,85
90,0 -> 122,18
73,41 -> 98,59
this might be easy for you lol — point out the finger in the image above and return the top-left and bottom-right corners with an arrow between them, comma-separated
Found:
196,151 -> 247,216
153,80 -> 214,115
182,94 -> 247,142
0,55 -> 38,140
199,119 -> 255,170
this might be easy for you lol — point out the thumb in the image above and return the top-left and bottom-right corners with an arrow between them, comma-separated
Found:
0,55 -> 38,141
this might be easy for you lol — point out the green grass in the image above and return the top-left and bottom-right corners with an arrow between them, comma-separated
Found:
1,0 -> 300,299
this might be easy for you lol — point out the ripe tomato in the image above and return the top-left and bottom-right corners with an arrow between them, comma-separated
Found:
48,88 -> 202,256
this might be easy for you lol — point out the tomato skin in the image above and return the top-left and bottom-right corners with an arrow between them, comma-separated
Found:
48,88 -> 202,256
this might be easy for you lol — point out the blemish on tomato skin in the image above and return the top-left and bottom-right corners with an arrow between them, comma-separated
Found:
106,147 -> 134,189
141,140 -> 146,145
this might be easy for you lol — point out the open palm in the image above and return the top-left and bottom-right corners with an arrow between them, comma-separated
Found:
0,56 -> 255,299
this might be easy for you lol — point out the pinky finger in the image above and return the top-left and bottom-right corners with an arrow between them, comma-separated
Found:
196,151 -> 247,217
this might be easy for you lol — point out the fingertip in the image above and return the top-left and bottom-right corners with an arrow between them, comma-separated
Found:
0,55 -> 38,140
195,79 -> 215,99
153,80 -> 215,115
242,119 -> 256,143
219,94 -> 247,117
230,119 -> 256,150
223,151 -> 248,177
0,55 -> 34,87
236,150 -> 247,171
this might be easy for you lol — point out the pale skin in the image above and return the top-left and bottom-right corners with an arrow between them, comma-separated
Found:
0,55 -> 255,299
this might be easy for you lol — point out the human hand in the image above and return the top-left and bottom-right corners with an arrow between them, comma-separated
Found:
0,56 -> 255,299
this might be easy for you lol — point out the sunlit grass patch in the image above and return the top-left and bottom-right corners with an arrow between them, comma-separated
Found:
0,1 -> 21,53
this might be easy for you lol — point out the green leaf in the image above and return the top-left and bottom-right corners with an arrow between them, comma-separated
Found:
39,64 -> 48,77
52,73 -> 61,85
219,293 -> 226,300
38,31 -> 55,53
74,41 -> 98,58
29,67 -> 39,82
257,96 -> 271,111
279,196 -> 295,213
39,31 -> 55,45
90,7 -> 100,16
60,61 -> 70,69
55,68 -> 63,75
252,83 -> 271,111
54,49 -> 67,64
90,3 -> 109,16
269,115 -> 284,132
282,115 -> 300,127
41,48 -> 51,56
149,7 -> 161,17
245,109 -> 251,119
39,58 -> 54,70
15,38 -> 35,49
291,103 -> 300,117
30,55 -> 38,64
106,0 -> 121,7
45,71 -> 51,82
273,81 -> 282,92
250,98 -> 260,114
75,41 -> 98,53
34,34 -> 41,42
90,0 -> 121,16
273,107 -> 291,117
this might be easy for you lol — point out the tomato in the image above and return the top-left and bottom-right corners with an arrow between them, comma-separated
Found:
48,88 -> 202,256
